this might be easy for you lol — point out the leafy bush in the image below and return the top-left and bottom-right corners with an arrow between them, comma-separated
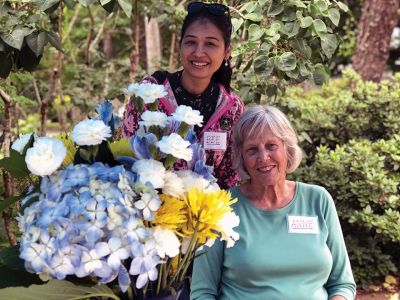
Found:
279,70 -> 400,284
277,70 -> 400,160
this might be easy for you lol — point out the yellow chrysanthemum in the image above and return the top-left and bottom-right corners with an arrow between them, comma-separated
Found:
182,188 -> 237,244
153,194 -> 186,232
54,133 -> 76,168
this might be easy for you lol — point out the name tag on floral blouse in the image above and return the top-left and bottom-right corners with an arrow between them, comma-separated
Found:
287,215 -> 319,234
203,132 -> 227,150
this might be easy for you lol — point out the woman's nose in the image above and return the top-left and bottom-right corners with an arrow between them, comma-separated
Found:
193,45 -> 205,56
257,150 -> 270,162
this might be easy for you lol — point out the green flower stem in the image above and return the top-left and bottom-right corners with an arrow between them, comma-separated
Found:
148,101 -> 158,111
168,222 -> 199,287
127,285 -> 134,300
136,97 -> 144,113
156,263 -> 164,295
179,241 -> 200,283
87,145 -> 99,163
178,123 -> 190,138
162,259 -> 171,292
148,126 -> 161,139
164,154 -> 176,169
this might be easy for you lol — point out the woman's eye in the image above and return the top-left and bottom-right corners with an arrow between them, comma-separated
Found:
206,42 -> 216,47
268,144 -> 278,150
246,147 -> 257,154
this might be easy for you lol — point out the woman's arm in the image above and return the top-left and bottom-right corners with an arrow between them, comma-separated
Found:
323,190 -> 357,300
190,240 -> 224,300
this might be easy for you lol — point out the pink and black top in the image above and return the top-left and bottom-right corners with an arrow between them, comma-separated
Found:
120,70 -> 245,189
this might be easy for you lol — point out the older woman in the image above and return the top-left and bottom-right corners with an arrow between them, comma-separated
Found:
190,105 -> 356,300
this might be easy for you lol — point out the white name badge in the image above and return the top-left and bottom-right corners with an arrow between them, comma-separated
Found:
287,215 -> 319,234
203,132 -> 227,150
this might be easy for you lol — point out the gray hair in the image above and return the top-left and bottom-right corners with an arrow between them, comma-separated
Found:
232,105 -> 303,181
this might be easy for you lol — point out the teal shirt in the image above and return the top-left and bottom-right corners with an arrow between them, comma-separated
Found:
191,182 -> 356,300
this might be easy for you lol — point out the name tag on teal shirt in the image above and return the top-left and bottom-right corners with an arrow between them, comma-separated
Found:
287,215 -> 319,234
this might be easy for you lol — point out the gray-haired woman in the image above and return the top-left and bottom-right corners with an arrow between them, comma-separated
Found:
191,105 -> 356,300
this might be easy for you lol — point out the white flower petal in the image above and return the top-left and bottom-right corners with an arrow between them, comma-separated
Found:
25,137 -> 66,176
136,273 -> 148,289
72,119 -> 111,146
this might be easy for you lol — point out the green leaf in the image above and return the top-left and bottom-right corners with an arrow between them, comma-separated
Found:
281,7 -> 297,22
268,0 -> 284,16
254,55 -> 268,73
117,0 -> 132,18
299,62 -> 311,76
248,24 -> 264,41
290,38 -> 312,59
270,33 -> 280,45
328,8 -> 340,26
0,266 -> 43,288
242,58 -> 253,73
0,195 -> 24,214
308,3 -> 319,16
276,52 -> 297,71
0,40 -> 5,52
254,56 -> 274,78
0,2 -> 10,17
1,27 -> 32,50
100,0 -> 117,13
25,32 -> 48,57
244,12 -> 263,22
287,0 -> 307,8
100,0 -> 113,4
241,2 -> 257,13
45,31 -> 63,52
313,19 -> 327,35
300,16 -> 313,28
0,247 -> 25,270
17,45 -> 42,71
314,0 -> 328,12
266,84 -> 278,97
285,21 -> 300,38
38,0 -> 60,12
0,280 -> 120,300
0,52 -> 13,79
231,18 -> 244,34
336,1 -> 349,12
26,14 -> 40,24
0,149 -> 30,179
312,63 -> 329,85
258,0 -> 269,6
320,33 -> 339,58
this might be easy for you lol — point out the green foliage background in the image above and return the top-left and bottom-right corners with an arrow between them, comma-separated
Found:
1,0 -> 400,289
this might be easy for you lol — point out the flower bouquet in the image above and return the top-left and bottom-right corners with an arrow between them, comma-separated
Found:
0,82 -> 240,300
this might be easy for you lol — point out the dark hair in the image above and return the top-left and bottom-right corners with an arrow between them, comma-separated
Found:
180,4 -> 233,93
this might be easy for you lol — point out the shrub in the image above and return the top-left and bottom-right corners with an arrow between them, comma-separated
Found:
278,70 -> 400,284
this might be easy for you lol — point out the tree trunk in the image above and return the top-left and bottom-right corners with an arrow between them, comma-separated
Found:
168,31 -> 177,70
144,15 -> 162,74
0,88 -> 17,246
41,3 -> 63,135
129,0 -> 141,82
352,0 -> 400,82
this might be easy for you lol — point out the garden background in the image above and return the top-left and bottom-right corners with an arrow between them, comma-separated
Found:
0,0 -> 399,299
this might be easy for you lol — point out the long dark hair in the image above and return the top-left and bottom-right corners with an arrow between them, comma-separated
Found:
180,6 -> 233,93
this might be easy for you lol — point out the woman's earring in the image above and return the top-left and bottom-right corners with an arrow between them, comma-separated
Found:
224,59 -> 229,67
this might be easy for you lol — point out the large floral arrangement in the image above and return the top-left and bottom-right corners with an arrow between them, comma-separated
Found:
3,83 -> 240,299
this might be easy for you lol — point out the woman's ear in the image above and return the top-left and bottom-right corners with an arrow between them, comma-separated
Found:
225,44 -> 232,60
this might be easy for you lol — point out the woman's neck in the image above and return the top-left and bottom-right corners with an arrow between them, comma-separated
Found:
180,71 -> 211,94
241,180 -> 296,210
